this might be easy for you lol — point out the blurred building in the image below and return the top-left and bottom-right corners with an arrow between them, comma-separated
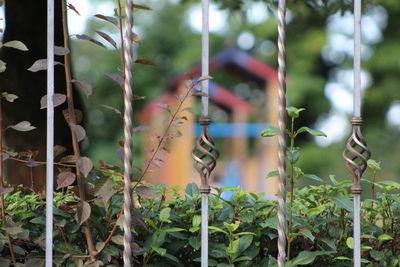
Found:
139,48 -> 280,196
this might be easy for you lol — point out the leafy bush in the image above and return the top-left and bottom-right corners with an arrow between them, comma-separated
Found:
0,178 -> 399,266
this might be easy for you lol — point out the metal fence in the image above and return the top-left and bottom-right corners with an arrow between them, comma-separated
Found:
44,0 -> 370,266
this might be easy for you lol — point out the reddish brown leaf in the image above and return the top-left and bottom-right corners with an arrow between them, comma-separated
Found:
96,31 -> 117,48
62,109 -> 83,124
100,104 -> 122,117
70,123 -> 86,142
133,125 -> 153,132
56,172 -> 76,190
71,80 -> 92,98
76,201 -> 91,225
94,14 -> 118,25
130,32 -> 142,44
54,145 -> 66,158
134,59 -> 157,67
68,3 -> 80,16
40,94 -> 66,109
59,155 -> 76,164
54,46 -> 70,56
0,187 -> 14,194
75,34 -> 106,49
77,157 -> 93,177
133,94 -> 146,100
28,59 -> 62,72
136,186 -> 158,199
104,73 -> 123,87
132,4 -> 152,10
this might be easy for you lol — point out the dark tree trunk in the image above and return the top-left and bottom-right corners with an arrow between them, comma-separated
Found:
0,0 -> 78,190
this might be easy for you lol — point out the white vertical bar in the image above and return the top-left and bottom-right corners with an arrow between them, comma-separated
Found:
201,194 -> 208,267
353,195 -> 361,267
353,0 -> 361,118
201,0 -> 209,117
46,0 -> 55,266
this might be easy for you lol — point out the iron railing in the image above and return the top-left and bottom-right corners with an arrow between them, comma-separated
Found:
43,0 -> 370,266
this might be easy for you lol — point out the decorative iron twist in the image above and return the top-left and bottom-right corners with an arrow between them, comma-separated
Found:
277,0 -> 287,266
123,0 -> 134,265
343,117 -> 371,195
192,117 -> 219,194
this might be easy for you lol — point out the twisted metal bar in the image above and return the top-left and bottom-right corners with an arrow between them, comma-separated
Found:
192,117 -> 219,194
45,0 -> 55,266
123,0 -> 134,265
276,0 -> 287,266
343,118 -> 371,194
192,117 -> 219,267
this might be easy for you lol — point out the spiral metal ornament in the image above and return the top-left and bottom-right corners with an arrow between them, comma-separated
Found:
123,0 -> 134,265
192,117 -> 219,194
343,117 -> 371,194
276,0 -> 287,265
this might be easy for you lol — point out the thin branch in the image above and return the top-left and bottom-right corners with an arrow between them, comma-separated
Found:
61,0 -> 96,259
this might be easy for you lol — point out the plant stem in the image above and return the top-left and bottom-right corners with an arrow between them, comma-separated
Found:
371,171 -> 376,209
287,117 -> 295,261
132,82 -> 197,191
61,0 -> 96,259
0,99 -> 17,266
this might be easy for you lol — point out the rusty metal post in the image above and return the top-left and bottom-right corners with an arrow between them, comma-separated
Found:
343,0 -> 371,266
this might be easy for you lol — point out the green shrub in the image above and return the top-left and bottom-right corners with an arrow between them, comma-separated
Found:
0,179 -> 399,266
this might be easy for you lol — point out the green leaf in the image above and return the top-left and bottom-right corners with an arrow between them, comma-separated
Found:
103,245 -> 119,256
185,183 -> 199,196
332,193 -> 353,212
297,126 -> 327,137
30,216 -> 46,225
237,235 -> 253,254
223,221 -> 240,233
303,174 -> 324,183
367,159 -> 381,171
346,237 -> 354,249
266,170 -> 279,179
0,259 -> 11,267
208,226 -> 228,235
290,251 -> 335,265
159,207 -> 171,223
152,246 -> 166,256
163,227 -> 185,233
299,230 -> 315,242
287,149 -> 300,164
226,239 -> 240,255
189,236 -> 201,250
111,235 -> 124,246
378,234 -> 393,241
12,245 -> 26,255
192,214 -> 201,228
233,256 -> 252,262
329,175 -> 338,185
260,125 -> 279,137
334,256 -> 352,261
286,106 -> 305,118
